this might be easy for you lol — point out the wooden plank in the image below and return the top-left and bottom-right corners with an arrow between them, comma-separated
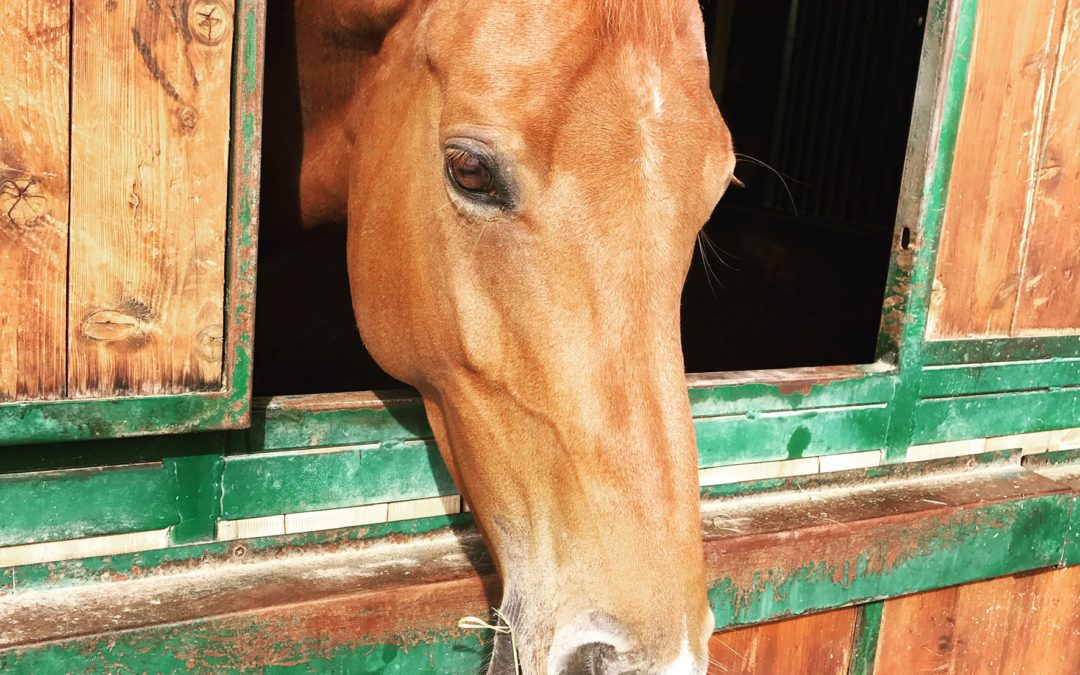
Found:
0,1 -> 70,401
920,359 -> 1080,397
0,467 -> 1071,669
695,405 -> 892,467
220,442 -> 457,521
875,566 -> 1080,675
922,335 -> 1080,365
708,608 -> 857,675
928,0 -> 1066,338
67,0 -> 234,397
0,464 -> 180,547
1015,1 -> 1080,333
912,388 -> 1080,445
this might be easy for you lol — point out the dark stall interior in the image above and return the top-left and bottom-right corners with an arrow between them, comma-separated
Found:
254,1 -> 929,396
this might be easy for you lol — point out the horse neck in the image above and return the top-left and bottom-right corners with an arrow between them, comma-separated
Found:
262,1 -> 408,242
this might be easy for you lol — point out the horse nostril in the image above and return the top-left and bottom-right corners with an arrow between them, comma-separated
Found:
562,642 -> 619,675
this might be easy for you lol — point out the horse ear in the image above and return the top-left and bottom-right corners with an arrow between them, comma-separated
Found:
333,0 -> 412,36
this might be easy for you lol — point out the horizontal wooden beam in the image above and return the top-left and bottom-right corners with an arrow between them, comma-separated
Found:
1,457 -> 1074,672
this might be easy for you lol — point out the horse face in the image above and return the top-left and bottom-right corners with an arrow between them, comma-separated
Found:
345,2 -> 735,672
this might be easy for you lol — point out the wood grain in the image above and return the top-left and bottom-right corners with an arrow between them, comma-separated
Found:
67,0 -> 234,397
1015,0 -> 1080,334
0,1 -> 70,401
707,608 -> 857,674
928,0 -> 1066,338
876,566 -> 1080,675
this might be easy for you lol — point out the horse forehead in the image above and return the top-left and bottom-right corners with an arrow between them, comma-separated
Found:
427,1 -> 692,92
427,1 -> 590,70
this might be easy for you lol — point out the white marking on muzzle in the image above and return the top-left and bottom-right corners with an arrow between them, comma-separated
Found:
655,636 -> 701,675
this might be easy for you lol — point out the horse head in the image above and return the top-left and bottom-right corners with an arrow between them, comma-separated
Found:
282,1 -> 736,672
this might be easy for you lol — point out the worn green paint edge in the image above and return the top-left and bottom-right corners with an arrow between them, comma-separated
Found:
885,0 -> 979,464
912,389 -> 1080,445
919,359 -> 1080,397
0,396 -> 237,447
1025,449 -> 1080,565
1,493 -> 1070,674
709,493 -> 1071,628
696,406 -> 890,467
687,372 -> 896,417
922,336 -> 1080,366
243,374 -> 899,455
848,601 -> 883,675
3,513 -> 472,593
0,0 -> 264,448
700,449 -> 1022,500
0,464 -> 179,547
220,441 -> 456,520
0,631 -> 490,675
219,406 -> 890,521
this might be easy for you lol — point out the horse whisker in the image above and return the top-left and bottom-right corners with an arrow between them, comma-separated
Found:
733,152 -> 802,218
698,230 -> 740,271
696,233 -> 727,300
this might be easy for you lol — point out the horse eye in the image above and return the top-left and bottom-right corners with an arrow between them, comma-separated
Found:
446,150 -> 494,195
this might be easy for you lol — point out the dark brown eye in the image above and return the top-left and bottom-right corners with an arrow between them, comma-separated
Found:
446,150 -> 494,194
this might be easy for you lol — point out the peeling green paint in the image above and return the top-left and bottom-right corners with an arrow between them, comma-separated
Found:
920,359 -> 1080,397
687,374 -> 896,417
0,631 -> 490,675
0,464 -> 178,546
221,441 -> 456,520
923,336 -> 1080,366
708,495 -> 1070,628
884,0 -> 979,464
913,390 -> 1080,445
849,602 -> 883,675
696,406 -> 890,467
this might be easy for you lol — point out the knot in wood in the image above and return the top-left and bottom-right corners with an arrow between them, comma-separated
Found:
1,178 -> 47,229
195,324 -> 224,363
81,301 -> 155,347
176,105 -> 199,133
188,1 -> 231,46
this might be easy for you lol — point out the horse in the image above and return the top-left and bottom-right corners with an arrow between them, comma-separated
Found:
261,1 -> 737,672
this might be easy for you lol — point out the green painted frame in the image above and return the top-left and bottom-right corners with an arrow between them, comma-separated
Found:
0,0 -> 266,448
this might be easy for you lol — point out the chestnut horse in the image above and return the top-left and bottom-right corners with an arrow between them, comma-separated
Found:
263,1 -> 736,673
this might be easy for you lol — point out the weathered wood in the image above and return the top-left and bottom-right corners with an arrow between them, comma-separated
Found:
875,566 -> 1080,675
67,0 -> 234,397
1015,1 -> 1080,333
707,608 -> 857,674
0,1 -> 70,401
0,462 -> 1071,656
928,0 -> 1066,338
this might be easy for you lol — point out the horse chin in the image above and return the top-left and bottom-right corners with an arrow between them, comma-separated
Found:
482,591 -> 712,675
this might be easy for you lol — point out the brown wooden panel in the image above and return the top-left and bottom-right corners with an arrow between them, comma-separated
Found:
928,0 -> 1066,338
1015,1 -> 1080,334
67,0 -> 234,397
707,608 -> 857,675
876,566 -> 1080,675
0,1 -> 70,401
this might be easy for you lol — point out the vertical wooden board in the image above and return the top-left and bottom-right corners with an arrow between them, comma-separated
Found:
927,0 -> 1065,338
0,1 -> 69,401
707,608 -> 857,675
68,0 -> 234,397
875,567 -> 1080,675
1015,1 -> 1080,334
